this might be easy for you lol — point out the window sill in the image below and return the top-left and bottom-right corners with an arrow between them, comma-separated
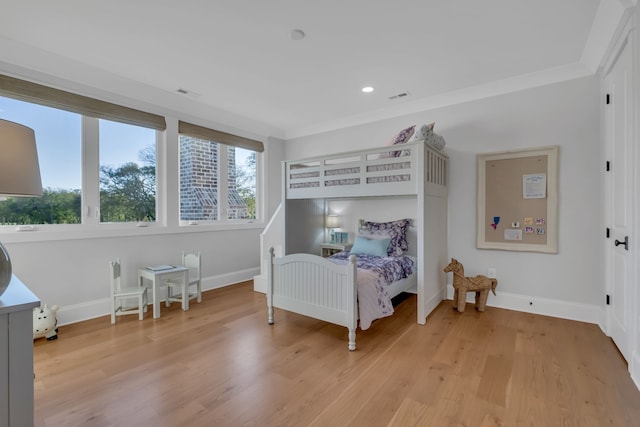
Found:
0,221 -> 265,244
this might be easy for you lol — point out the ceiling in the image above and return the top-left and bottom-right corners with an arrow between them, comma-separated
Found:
0,0 -> 624,140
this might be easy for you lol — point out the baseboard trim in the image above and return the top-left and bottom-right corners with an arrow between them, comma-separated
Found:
253,274 -> 267,293
632,351 -> 640,392
57,267 -> 260,326
446,284 -> 604,325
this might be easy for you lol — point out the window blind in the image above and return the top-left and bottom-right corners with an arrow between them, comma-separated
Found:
0,74 -> 166,131
178,120 -> 264,153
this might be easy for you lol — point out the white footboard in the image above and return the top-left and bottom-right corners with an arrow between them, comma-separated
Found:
267,247 -> 358,350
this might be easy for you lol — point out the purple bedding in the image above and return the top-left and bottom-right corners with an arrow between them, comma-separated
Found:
329,251 -> 415,282
328,252 -> 415,329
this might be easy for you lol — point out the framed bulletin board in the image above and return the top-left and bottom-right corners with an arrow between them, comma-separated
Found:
477,145 -> 558,253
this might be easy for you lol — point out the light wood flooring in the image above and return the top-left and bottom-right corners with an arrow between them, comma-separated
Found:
34,281 -> 640,426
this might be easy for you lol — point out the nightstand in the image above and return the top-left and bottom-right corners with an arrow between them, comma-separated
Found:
320,243 -> 351,257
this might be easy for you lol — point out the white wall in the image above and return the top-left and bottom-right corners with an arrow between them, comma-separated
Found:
285,75 -> 603,325
6,228 -> 261,325
264,136 -> 285,219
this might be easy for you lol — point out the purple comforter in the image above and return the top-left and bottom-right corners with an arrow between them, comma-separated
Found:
328,252 -> 415,329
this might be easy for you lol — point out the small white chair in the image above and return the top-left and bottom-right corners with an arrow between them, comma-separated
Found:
109,259 -> 148,324
165,251 -> 202,311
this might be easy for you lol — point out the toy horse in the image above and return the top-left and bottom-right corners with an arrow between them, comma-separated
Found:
443,258 -> 497,313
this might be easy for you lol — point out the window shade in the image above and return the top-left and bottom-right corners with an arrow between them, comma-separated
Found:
0,74 -> 166,131
178,121 -> 264,152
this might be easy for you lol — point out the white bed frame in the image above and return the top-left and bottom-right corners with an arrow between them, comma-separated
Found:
267,226 -> 418,351
267,248 -> 359,350
255,140 -> 448,347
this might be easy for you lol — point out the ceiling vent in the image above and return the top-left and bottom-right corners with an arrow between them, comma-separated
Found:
176,88 -> 202,99
388,91 -> 410,100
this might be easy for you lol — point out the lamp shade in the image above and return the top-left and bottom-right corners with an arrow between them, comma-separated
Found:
326,214 -> 342,229
0,119 -> 43,296
0,119 -> 43,197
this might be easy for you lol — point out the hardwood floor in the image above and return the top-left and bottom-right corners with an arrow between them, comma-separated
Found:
34,281 -> 640,426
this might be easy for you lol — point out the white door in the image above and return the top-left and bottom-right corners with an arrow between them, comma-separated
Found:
604,35 -> 634,363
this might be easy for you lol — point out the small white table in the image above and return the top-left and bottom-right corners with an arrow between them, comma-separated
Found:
138,266 -> 188,319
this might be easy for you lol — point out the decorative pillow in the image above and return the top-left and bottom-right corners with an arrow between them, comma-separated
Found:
379,125 -> 416,158
362,218 -> 411,256
358,229 -> 392,239
350,236 -> 391,257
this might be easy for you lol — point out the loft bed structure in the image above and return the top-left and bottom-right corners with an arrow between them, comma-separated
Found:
254,140 -> 448,346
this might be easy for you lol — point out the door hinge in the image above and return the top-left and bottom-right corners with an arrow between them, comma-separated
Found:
606,228 -> 610,238
606,294 -> 611,305
606,161 -> 611,171
606,94 -> 610,104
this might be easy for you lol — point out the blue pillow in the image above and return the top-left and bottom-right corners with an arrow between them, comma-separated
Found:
350,236 -> 390,257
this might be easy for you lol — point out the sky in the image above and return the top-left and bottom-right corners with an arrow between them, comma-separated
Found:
1,96 -> 83,190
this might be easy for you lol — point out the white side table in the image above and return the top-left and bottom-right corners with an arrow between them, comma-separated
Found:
320,243 -> 351,257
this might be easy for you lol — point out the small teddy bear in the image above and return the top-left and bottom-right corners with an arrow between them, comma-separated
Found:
33,304 -> 60,340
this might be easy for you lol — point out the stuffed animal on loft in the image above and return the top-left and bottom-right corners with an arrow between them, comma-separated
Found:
33,304 -> 60,340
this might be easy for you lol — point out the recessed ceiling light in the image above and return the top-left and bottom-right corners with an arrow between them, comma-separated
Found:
362,86 -> 374,93
289,29 -> 305,41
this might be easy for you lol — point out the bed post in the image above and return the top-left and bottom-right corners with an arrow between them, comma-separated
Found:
267,247 -> 275,325
347,254 -> 357,351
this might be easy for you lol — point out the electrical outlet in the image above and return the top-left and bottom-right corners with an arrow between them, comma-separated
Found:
487,268 -> 496,278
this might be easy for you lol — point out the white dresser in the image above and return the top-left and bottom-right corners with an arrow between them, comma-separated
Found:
0,275 -> 40,427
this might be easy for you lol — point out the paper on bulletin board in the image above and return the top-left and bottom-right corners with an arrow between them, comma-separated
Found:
523,174 -> 546,199
504,229 -> 523,241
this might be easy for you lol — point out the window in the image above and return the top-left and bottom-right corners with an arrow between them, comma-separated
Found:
0,96 -> 82,225
229,147 -> 256,220
178,136 -> 257,222
99,119 -> 157,223
0,95 -> 159,227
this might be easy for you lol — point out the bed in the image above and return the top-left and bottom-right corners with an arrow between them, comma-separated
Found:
258,137 -> 448,349
267,220 -> 418,350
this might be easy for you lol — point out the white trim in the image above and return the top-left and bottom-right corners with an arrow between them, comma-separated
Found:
418,285 -> 446,325
56,267 -> 259,326
0,221 -> 265,244
632,351 -> 640,391
446,284 -> 604,326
